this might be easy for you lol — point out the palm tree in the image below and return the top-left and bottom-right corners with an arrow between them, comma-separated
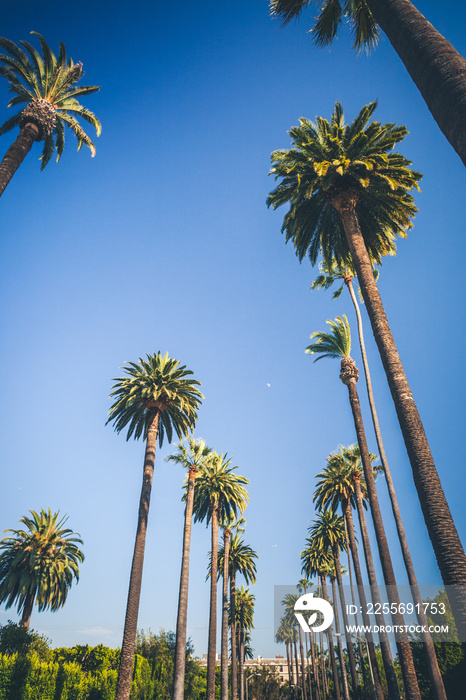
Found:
0,509 -> 83,629
267,102 -> 466,627
0,32 -> 100,197
193,453 -> 249,700
235,586 -> 255,700
297,578 -> 315,700
282,592 -> 309,700
106,352 -> 203,700
307,317 -> 420,699
276,617 -> 295,696
269,1 -> 466,166
166,438 -> 213,700
313,266 -> 447,700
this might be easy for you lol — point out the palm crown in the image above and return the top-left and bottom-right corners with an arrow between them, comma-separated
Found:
107,352 -> 203,444
217,533 -> 258,584
313,445 -> 378,512
0,32 -> 101,169
192,452 -> 249,526
267,101 -> 421,269
0,509 -> 84,617
306,315 -> 352,361
166,437 -> 213,473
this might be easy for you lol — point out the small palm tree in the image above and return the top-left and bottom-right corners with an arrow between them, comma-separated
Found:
192,453 -> 249,700
308,319 -> 419,699
235,586 -> 255,700
166,438 -> 213,700
107,352 -> 203,700
0,508 -> 83,629
0,32 -> 101,196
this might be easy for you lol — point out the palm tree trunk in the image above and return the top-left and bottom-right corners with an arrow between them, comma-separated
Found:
0,123 -> 39,198
20,590 -> 35,630
207,504 -> 220,700
299,623 -> 309,700
366,0 -> 466,166
352,474 -> 401,700
294,635 -> 300,693
343,371 -> 421,700
330,576 -> 350,700
310,632 -> 321,700
230,574 -> 238,700
332,547 -> 360,699
334,193 -> 466,634
221,529 -> 231,700
239,627 -> 245,700
345,278 -> 447,700
343,501 -> 384,700
172,466 -> 197,700
115,409 -> 160,700
286,641 -> 293,697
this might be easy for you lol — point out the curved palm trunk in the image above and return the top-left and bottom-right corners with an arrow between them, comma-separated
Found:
366,0 -> 466,167
230,574 -> 238,700
343,501 -> 384,700
332,547 -> 360,699
352,474 -> 401,700
333,193 -> 466,634
0,122 -> 40,198
172,466 -> 198,700
20,591 -> 35,630
207,504 -> 220,700
330,576 -> 350,700
221,529 -> 231,700
346,278 -> 447,700
342,366 -> 421,700
115,410 -> 160,700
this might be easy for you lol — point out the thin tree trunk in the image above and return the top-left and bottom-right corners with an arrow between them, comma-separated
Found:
207,504 -> 220,700
221,529 -> 231,700
366,0 -> 466,167
310,631 -> 321,700
332,547 -> 360,699
172,466 -> 197,700
294,635 -> 300,693
299,623 -> 309,700
333,193 -> 466,635
352,474 -> 401,700
343,501 -> 384,700
239,626 -> 245,700
230,574 -> 238,700
115,410 -> 160,700
330,576 -> 350,700
0,123 -> 39,198
20,590 -> 35,630
343,371 -> 421,700
286,641 -> 293,697
346,278 -> 447,700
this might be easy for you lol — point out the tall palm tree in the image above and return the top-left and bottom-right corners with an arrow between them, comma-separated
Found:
106,352 -> 203,700
307,318 -> 420,699
313,266 -> 447,700
235,586 -> 255,700
193,453 -> 249,700
166,438 -> 213,700
297,578 -> 315,700
267,102 -> 466,626
0,32 -> 100,197
282,592 -> 309,700
269,1 -> 466,167
0,509 -> 83,629
276,617 -> 295,696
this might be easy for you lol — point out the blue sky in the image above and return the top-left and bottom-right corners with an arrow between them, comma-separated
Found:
0,0 -> 465,659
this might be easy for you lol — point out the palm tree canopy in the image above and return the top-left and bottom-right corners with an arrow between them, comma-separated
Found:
191,452 -> 249,526
311,257 -> 381,300
313,445 -> 378,512
267,101 -> 421,269
269,0 -> 380,52
309,510 -> 347,558
235,586 -> 255,630
300,537 -> 334,580
0,509 -> 84,615
306,315 -> 352,361
165,437 -> 212,472
0,32 -> 101,169
215,533 -> 258,584
106,351 -> 203,444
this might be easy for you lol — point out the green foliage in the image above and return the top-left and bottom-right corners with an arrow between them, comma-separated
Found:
191,452 -> 249,527
306,315 -> 352,361
246,665 -> 283,700
0,32 -> 101,169
0,622 -> 51,660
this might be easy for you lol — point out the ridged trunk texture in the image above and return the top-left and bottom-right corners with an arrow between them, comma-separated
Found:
20,591 -> 35,630
172,466 -> 197,700
298,623 -> 308,700
343,501 -> 384,700
115,410 -> 160,700
334,193 -> 466,634
332,548 -> 360,699
330,576 -> 350,700
344,374 -> 421,700
367,0 -> 466,166
0,123 -> 39,198
286,641 -> 293,696
230,575 -> 238,700
345,279 -> 447,700
221,529 -> 231,700
206,505 -> 219,700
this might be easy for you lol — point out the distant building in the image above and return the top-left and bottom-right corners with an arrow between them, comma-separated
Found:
199,654 -> 311,684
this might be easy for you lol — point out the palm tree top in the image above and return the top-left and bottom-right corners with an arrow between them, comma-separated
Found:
191,451 -> 249,526
306,315 -> 352,361
165,436 -> 212,472
215,532 -> 258,584
269,0 -> 380,52
106,351 -> 203,444
0,32 -> 101,169
267,101 -> 421,269
309,509 -> 347,557
313,444 -> 378,512
311,257 -> 382,300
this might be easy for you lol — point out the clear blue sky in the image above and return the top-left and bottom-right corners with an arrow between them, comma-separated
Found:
0,0 -> 465,659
